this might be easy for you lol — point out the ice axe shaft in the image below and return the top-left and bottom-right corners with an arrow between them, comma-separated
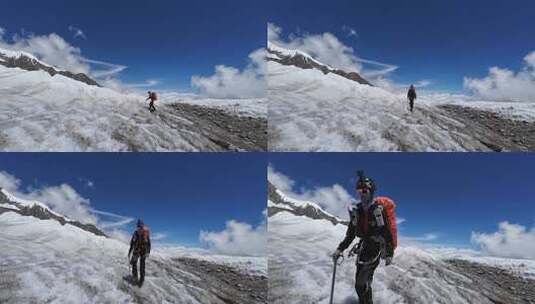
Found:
329,259 -> 337,304
329,255 -> 343,304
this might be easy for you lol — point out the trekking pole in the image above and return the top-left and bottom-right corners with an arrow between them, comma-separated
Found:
329,254 -> 344,304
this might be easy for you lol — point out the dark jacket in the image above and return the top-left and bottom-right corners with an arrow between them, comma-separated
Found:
407,87 -> 417,100
129,226 -> 151,256
337,200 -> 394,259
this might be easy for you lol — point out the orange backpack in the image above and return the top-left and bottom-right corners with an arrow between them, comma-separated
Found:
375,197 -> 398,249
136,226 -> 150,250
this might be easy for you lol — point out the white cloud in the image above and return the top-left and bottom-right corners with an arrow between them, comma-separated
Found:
0,27 -> 5,39
403,233 -> 438,242
1,31 -> 90,74
414,79 -> 432,87
91,209 -> 133,229
299,184 -> 355,219
464,51 -> 535,102
191,48 -> 266,98
0,26 -> 127,89
369,77 -> 433,94
106,229 -> 132,243
200,211 -> 267,256
152,232 -> 168,241
0,170 -> 96,224
267,164 -> 295,193
342,25 -> 358,38
126,79 -> 160,88
27,184 -> 98,224
68,25 -> 87,40
83,58 -> 126,78
0,170 -> 21,193
0,171 -> 133,241
471,221 -> 535,259
397,217 -> 406,225
525,52 -> 535,70
97,78 -> 131,93
268,23 -> 397,78
267,165 -> 354,218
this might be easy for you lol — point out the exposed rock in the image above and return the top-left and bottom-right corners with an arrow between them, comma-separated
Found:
440,105 -> 535,151
447,259 -> 535,304
168,103 -> 267,151
174,257 -> 267,304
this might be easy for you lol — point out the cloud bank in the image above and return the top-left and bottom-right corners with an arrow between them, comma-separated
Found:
268,23 -> 397,79
472,221 -> 535,259
191,48 -> 266,99
199,210 -> 267,256
464,51 -> 535,102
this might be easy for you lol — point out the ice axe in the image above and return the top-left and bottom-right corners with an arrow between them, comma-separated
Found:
329,253 -> 344,304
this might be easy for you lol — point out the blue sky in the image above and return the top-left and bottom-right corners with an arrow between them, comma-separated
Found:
0,153 -> 267,247
4,1 -> 533,95
0,0 -> 267,92
268,0 -> 535,92
269,153 -> 535,248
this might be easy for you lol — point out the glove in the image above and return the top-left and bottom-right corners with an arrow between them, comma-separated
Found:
332,249 -> 342,261
385,256 -> 393,266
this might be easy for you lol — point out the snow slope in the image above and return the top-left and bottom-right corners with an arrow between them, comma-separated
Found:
0,194 -> 266,303
267,43 -> 534,152
0,53 -> 265,151
268,187 -> 535,304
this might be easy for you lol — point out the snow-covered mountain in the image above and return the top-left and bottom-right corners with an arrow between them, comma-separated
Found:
0,48 -> 267,152
267,183 -> 535,304
0,188 -> 106,237
267,42 -> 371,86
0,49 -> 100,86
0,188 -> 267,303
267,43 -> 535,152
267,182 -> 346,226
